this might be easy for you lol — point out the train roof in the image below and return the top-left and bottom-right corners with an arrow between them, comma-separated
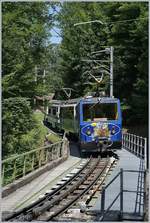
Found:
80,97 -> 119,103
48,98 -> 80,107
49,97 -> 119,107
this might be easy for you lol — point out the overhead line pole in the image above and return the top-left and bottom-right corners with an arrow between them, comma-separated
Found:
110,46 -> 113,98
92,47 -> 114,97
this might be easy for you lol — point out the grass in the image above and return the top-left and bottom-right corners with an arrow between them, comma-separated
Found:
33,111 -> 62,144
46,133 -> 62,143
33,111 -> 45,123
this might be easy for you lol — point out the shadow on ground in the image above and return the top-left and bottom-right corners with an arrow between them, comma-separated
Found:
69,141 -> 119,159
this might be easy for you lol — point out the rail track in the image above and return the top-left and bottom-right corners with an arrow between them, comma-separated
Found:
3,156 -> 116,222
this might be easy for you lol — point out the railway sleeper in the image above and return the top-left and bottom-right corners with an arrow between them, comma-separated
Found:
82,180 -> 94,185
73,189 -> 85,194
87,175 -> 96,179
33,177 -> 88,217
66,195 -> 78,200
41,160 -> 102,220
52,172 -> 108,220
78,185 -> 89,189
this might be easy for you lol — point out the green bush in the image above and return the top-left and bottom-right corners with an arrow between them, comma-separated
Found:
2,98 -> 48,159
2,98 -> 34,158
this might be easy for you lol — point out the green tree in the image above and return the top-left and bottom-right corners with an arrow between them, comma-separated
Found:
2,2 -> 59,158
102,2 -> 148,124
2,2 -> 52,99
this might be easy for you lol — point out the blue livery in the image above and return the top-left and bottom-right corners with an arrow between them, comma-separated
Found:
45,96 -> 122,153
78,97 -> 122,152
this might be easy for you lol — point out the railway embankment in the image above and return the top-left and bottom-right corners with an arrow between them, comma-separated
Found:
2,136 -> 70,199
2,110 -> 68,197
2,143 -> 81,213
2,156 -> 116,221
2,155 -> 68,198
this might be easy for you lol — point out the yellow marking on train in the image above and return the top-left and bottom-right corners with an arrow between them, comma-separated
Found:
91,123 -> 97,127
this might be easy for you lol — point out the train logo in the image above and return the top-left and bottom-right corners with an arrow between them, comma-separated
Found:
81,122 -> 121,139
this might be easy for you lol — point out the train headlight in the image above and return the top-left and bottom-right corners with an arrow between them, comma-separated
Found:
111,127 -> 115,135
86,128 -> 92,136
91,123 -> 97,127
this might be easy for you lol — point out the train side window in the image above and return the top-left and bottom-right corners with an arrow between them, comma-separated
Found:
52,108 -> 57,116
61,107 -> 74,119
48,108 -> 51,114
60,108 -> 62,118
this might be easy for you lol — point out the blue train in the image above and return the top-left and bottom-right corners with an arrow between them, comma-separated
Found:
44,96 -> 122,153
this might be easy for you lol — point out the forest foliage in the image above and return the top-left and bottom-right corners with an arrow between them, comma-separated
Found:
2,2 -> 148,159
2,2 -> 53,159
56,2 -> 148,126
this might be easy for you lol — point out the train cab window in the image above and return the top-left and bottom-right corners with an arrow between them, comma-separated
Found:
83,103 -> 118,121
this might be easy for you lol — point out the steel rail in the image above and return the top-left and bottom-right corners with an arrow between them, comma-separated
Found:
45,158 -> 110,221
35,157 -> 101,220
3,157 -> 111,222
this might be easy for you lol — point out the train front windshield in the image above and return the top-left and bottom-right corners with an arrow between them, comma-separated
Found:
83,103 -> 118,121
